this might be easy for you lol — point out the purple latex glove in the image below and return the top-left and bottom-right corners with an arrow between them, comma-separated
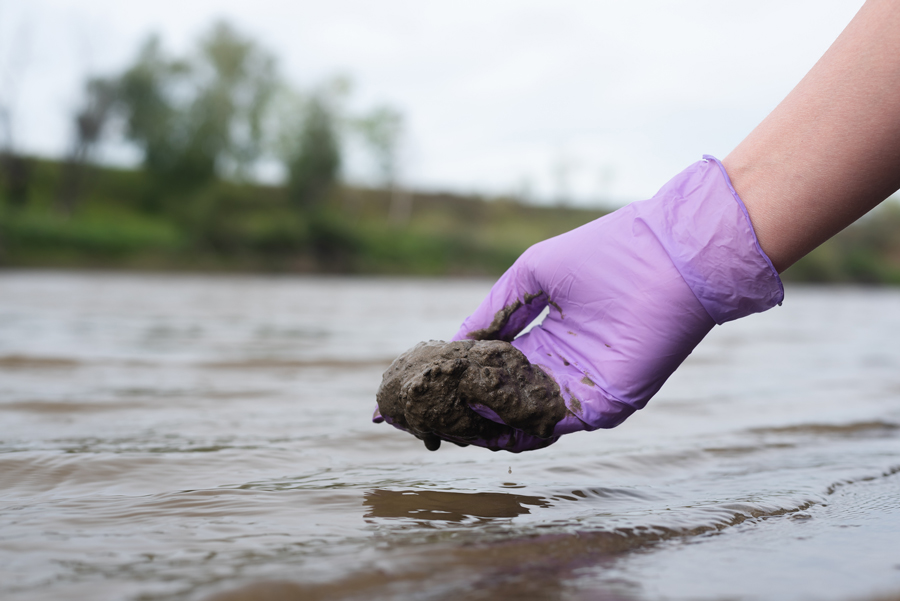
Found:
375,156 -> 783,452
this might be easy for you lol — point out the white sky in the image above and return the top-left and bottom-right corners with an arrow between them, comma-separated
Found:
0,0 -> 864,206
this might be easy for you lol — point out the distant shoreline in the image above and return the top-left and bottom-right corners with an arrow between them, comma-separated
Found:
2,157 -> 899,283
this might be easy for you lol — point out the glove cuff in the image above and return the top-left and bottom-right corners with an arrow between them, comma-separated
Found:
634,155 -> 784,325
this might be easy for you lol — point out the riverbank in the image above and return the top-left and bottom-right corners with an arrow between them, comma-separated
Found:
2,157 -> 899,281
0,157 -> 609,276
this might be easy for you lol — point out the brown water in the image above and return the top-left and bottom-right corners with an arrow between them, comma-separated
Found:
1,271 -> 899,601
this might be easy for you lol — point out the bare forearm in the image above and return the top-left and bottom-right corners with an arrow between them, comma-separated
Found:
724,0 -> 900,273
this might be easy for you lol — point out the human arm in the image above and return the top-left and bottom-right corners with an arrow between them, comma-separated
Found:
376,156 -> 782,451
375,0 -> 900,451
726,0 -> 900,272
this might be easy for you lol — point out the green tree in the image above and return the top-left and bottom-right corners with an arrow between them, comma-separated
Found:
195,21 -> 278,180
355,105 -> 406,223
282,92 -> 342,212
57,78 -> 117,214
109,22 -> 278,208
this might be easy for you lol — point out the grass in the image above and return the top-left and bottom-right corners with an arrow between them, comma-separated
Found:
0,157 -> 607,275
3,156 -> 900,282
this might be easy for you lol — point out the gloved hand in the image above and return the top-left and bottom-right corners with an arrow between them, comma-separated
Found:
375,156 -> 783,451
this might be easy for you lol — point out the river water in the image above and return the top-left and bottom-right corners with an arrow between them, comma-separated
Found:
1,270 -> 899,601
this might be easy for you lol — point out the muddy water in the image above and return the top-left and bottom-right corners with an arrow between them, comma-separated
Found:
1,271 -> 899,601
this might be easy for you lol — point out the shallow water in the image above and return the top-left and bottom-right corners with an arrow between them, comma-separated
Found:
1,271 -> 899,601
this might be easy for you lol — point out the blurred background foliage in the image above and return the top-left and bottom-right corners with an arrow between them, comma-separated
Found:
0,156 -> 607,275
1,20 -> 899,281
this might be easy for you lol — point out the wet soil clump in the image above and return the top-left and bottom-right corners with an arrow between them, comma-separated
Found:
377,340 -> 568,448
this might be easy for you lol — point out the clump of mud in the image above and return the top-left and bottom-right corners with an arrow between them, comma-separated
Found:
376,340 -> 568,450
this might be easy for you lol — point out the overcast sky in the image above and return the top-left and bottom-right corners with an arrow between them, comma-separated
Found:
0,0 -> 865,205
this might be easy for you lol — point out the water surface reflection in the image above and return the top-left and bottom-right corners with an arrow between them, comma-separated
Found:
363,489 -> 551,522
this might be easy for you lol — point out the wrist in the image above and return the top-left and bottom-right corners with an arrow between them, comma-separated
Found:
721,153 -> 793,273
632,156 -> 784,325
